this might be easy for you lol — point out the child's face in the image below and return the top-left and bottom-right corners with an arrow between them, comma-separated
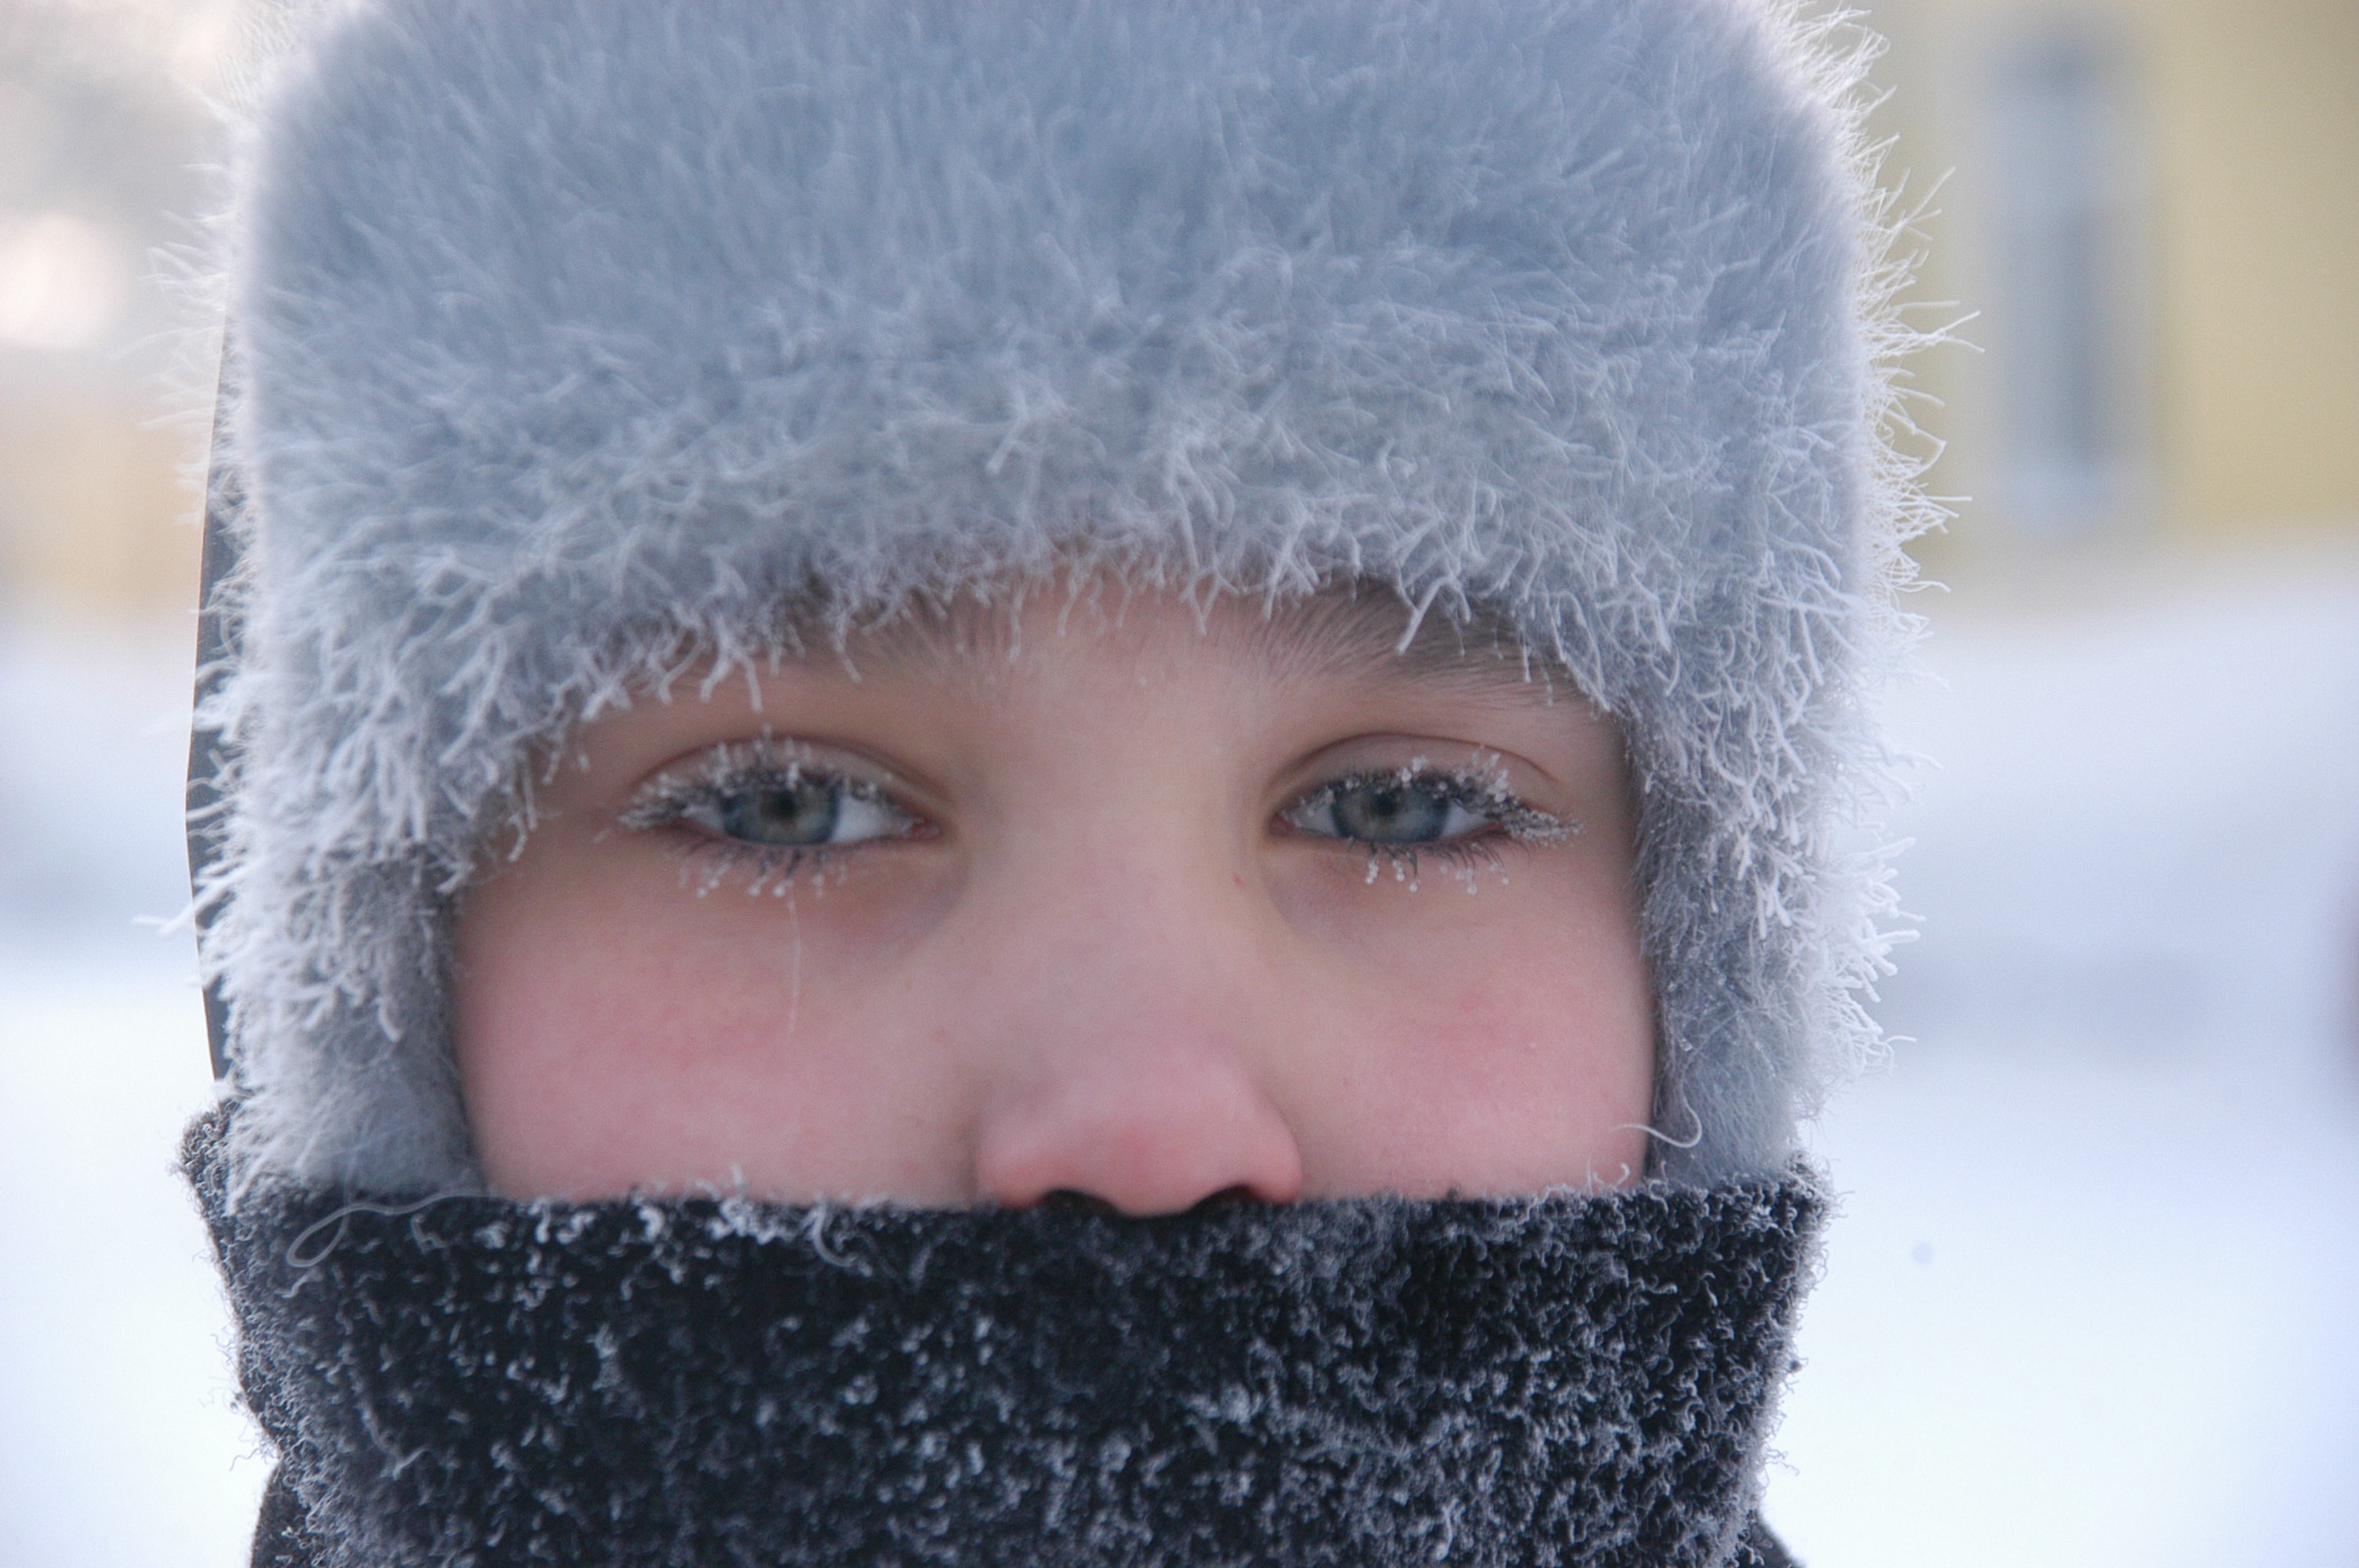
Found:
452,587 -> 1654,1210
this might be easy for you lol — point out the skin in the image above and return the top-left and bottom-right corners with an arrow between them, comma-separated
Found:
451,584 -> 1656,1212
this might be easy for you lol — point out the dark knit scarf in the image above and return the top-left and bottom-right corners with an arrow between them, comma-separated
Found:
186,1109 -> 1819,1568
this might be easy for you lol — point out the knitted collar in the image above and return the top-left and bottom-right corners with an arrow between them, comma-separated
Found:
188,1109 -> 1819,1568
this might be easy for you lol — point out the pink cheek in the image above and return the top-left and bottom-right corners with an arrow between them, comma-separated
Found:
1400,979 -> 1574,1109
1294,946 -> 1651,1194
466,863 -> 922,1196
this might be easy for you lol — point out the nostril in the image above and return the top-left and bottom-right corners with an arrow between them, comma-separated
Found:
972,1070 -> 1307,1216
1037,1189 -> 1121,1214
1031,1185 -> 1268,1215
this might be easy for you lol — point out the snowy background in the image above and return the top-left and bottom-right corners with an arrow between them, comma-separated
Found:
1762,553 -> 2359,1566
2,549 -> 2356,1566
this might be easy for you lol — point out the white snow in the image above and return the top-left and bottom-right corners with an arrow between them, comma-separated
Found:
1765,550 -> 2359,1566
0,611 -> 267,1568
2,553 -> 2355,1566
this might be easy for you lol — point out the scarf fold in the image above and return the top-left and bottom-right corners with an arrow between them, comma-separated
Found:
189,1109 -> 1821,1568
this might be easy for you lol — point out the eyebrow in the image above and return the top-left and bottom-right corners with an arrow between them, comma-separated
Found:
827,584 -> 1572,706
1243,591 -> 1557,699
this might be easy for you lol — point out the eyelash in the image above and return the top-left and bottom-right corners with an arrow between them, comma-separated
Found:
620,744 -> 1579,894
1280,764 -> 1579,884
620,739 -> 919,895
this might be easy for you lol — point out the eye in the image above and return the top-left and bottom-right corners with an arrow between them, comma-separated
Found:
1285,775 -> 1494,846
692,772 -> 910,848
619,741 -> 920,858
1278,759 -> 1579,861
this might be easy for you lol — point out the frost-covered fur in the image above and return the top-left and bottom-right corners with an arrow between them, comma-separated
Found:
187,1108 -> 1824,1568
199,0 -> 1925,1192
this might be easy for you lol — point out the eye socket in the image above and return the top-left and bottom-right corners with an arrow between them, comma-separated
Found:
1285,775 -> 1493,846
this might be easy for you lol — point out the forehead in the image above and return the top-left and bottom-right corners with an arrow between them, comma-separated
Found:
838,586 -> 1566,707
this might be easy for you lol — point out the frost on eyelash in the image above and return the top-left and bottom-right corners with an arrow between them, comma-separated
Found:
616,735 -> 804,830
1302,753 -> 1582,895
617,737 -> 892,898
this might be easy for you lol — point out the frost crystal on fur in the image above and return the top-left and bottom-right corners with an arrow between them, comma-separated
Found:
197,0 -> 1928,1192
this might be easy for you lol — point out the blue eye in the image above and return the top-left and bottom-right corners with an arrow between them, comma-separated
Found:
700,775 -> 908,848
1286,775 -> 1492,845
622,744 -> 916,858
715,777 -> 841,845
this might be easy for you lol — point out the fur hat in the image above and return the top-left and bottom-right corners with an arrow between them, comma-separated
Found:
197,0 -> 1925,1192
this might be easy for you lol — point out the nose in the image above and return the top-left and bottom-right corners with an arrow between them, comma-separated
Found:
973,1040 -> 1305,1214
965,867 -> 1306,1217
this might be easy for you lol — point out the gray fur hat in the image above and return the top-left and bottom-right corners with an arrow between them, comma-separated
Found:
198,0 -> 1924,1193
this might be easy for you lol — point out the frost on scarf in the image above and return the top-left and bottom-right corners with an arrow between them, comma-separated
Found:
189,1109 -> 1823,1568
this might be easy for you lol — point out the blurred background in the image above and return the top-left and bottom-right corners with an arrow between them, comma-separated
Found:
0,1 -> 2353,1563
